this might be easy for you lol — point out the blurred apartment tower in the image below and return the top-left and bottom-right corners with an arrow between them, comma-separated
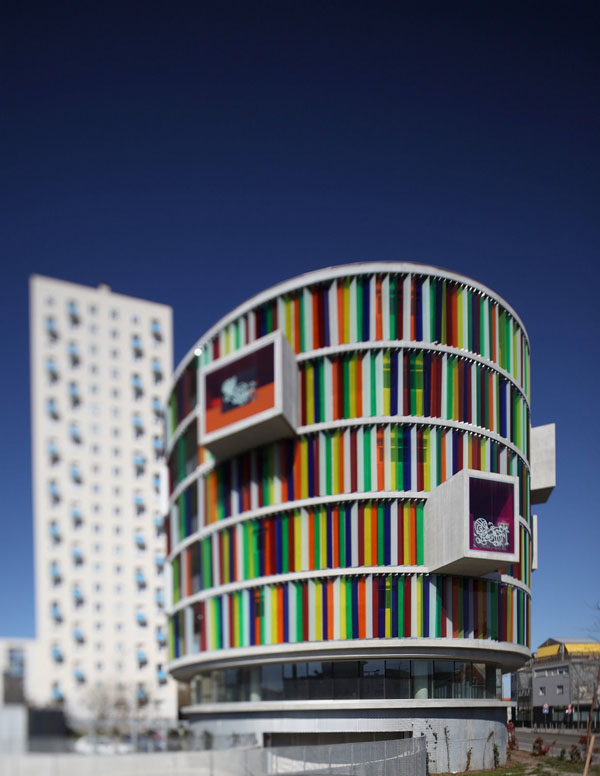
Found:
28,276 -> 176,720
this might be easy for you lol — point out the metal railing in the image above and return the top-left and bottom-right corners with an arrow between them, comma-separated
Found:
0,737 -> 427,776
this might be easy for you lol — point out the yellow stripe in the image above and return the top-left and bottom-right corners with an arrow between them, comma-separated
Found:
315,582 -> 322,641
306,363 -> 315,424
423,428 -> 430,491
339,578 -> 346,637
294,512 -> 302,571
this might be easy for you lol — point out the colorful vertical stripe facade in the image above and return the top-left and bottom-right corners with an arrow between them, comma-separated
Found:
168,425 -> 529,524
298,349 -> 528,456
166,266 -> 533,666
196,273 -> 530,399
168,574 -> 531,659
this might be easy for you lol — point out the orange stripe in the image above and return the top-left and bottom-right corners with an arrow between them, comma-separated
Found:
358,578 -> 366,638
371,508 -> 378,565
327,580 -> 334,640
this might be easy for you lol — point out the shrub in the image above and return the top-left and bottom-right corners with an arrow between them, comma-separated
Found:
569,744 -> 581,763
532,737 -> 553,756
493,743 -> 500,768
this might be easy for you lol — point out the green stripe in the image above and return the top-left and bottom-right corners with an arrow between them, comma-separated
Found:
363,427 -> 371,490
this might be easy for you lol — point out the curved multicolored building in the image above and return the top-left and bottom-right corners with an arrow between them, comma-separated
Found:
164,263 -> 554,770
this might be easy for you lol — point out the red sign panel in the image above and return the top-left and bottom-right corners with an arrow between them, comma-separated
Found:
469,477 -> 514,554
204,342 -> 275,434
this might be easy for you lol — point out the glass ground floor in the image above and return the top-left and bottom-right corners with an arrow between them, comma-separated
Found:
190,658 -> 502,704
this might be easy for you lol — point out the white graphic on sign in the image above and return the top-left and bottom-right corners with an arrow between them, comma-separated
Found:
221,376 -> 257,408
472,518 -> 510,550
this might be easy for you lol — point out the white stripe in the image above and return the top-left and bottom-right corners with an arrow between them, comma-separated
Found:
357,426 -> 364,492
429,426 -> 437,488
397,349 -> 404,413
429,579 -> 437,637
301,509 -> 309,570
185,605 -> 194,654
289,583 -> 297,643
333,577 -> 341,639
250,450 -> 258,510
212,533 -> 220,587
349,277 -> 357,343
411,575 -> 417,636
328,281 -> 338,347
403,274 -> 411,342
441,354 -> 448,419
344,428 -> 351,493
303,287 -> 313,351
382,274 -> 390,340
264,587 -> 272,645
319,433 -> 326,496
369,275 -> 376,340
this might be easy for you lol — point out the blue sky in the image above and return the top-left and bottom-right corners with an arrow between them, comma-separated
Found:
1,1 -> 598,647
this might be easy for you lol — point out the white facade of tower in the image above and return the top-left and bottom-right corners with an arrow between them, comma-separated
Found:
28,276 -> 177,720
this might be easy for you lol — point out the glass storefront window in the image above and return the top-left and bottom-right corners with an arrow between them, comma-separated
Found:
471,663 -> 486,699
262,664 -> 284,700
189,659 -> 501,705
360,660 -> 384,699
433,660 -> 454,699
385,659 -> 411,699
308,661 -> 333,700
334,660 -> 359,700
453,661 -> 471,699
412,659 -> 433,699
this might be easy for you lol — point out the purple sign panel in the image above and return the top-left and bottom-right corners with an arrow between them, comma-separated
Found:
469,477 -> 514,554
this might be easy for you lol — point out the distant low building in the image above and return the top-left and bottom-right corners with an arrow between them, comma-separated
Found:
512,638 -> 600,728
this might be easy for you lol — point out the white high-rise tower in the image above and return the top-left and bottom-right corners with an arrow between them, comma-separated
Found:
28,276 -> 177,720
